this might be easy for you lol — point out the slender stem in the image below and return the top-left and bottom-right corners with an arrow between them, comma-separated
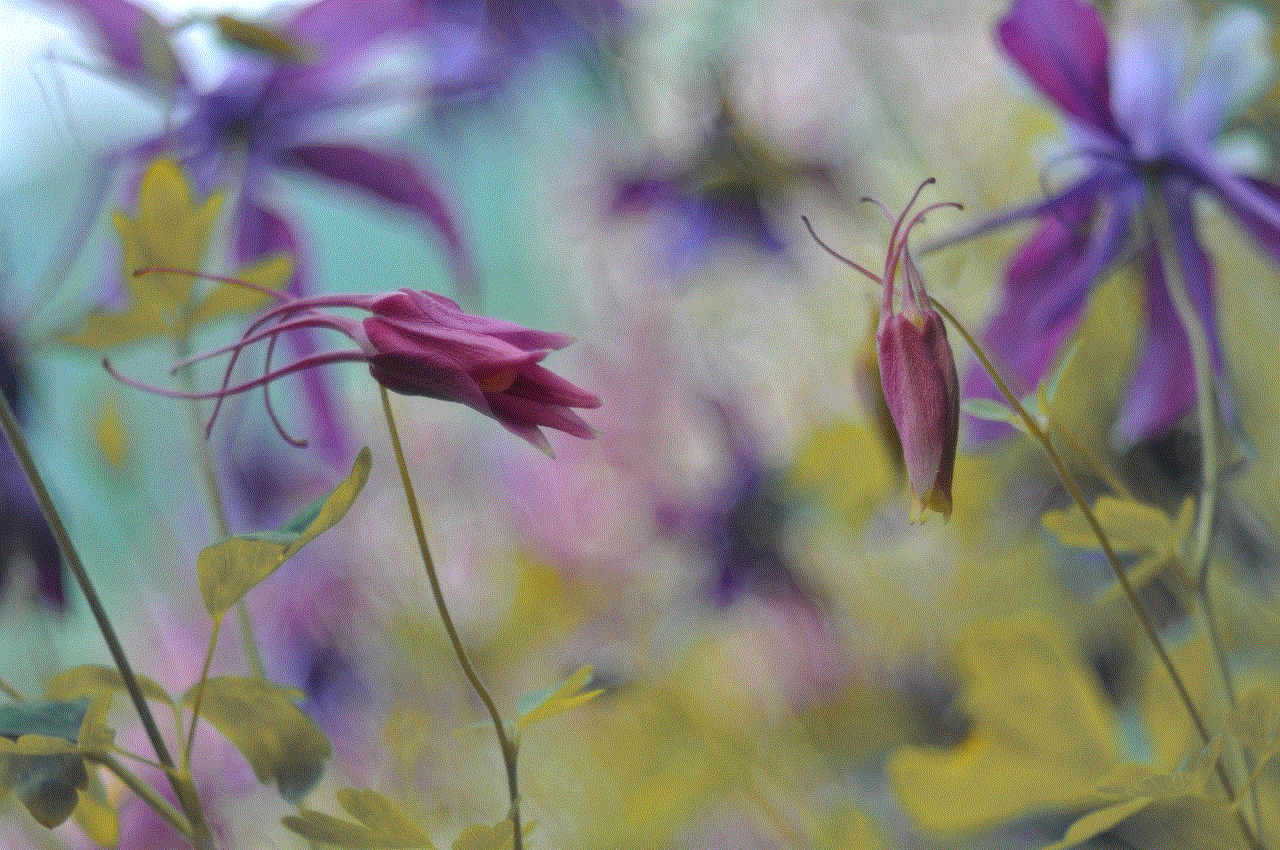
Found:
378,387 -> 522,849
184,617 -> 222,767
930,298 -> 1260,849
0,396 -> 174,774
175,360 -> 267,680
1143,195 -> 1266,841
91,753 -> 192,839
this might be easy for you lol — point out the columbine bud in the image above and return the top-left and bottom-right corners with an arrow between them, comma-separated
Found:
804,179 -> 960,522
877,248 -> 959,522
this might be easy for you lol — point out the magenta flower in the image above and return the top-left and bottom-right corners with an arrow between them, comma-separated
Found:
807,180 -> 961,522
942,0 -> 1280,443
105,274 -> 601,455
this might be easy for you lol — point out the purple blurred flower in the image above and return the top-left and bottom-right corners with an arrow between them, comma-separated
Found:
950,0 -> 1280,443
419,0 -> 626,115
0,328 -> 65,612
612,87 -> 842,274
107,277 -> 600,454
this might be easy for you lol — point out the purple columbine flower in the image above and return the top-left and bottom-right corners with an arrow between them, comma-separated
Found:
945,0 -> 1280,444
105,272 -> 601,455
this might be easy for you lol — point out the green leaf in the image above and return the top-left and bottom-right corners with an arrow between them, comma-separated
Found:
515,665 -> 604,735
960,397 -> 1020,426
73,785 -> 119,849
186,677 -> 330,803
886,616 -> 1120,834
0,700 -> 94,827
45,664 -> 173,707
214,14 -> 309,61
198,447 -> 371,615
76,694 -> 114,754
283,788 -> 435,848
62,157 -> 225,348
451,811 -> 533,850
1042,796 -> 1155,850
0,699 -> 90,741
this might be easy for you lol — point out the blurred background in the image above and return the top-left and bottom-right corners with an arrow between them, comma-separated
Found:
1,1 -> 1279,848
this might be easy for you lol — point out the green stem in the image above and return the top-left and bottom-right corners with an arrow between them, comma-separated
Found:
930,298 -> 1260,850
175,361 -> 266,680
0,393 -> 216,849
1143,195 -> 1266,843
91,753 -> 192,840
184,617 -> 222,767
378,388 -> 522,850
0,394 -> 174,777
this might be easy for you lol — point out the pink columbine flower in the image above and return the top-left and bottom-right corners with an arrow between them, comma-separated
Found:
106,273 -> 601,455
806,179 -> 960,522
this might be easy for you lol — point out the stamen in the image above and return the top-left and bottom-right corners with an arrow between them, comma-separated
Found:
800,217 -> 881,285
134,266 -> 295,304
106,350 -> 368,401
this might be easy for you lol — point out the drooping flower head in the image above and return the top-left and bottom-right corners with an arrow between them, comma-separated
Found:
943,0 -> 1280,444
806,179 -> 961,522
104,269 -> 601,455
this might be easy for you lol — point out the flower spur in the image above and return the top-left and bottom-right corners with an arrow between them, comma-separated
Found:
105,268 -> 601,455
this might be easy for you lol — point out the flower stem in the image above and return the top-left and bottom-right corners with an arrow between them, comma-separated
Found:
378,387 -> 522,849
929,297 -> 1260,850
1144,194 -> 1265,843
0,392 -> 214,850
91,753 -> 193,840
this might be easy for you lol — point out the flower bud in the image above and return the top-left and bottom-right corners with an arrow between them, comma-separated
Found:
876,249 -> 959,522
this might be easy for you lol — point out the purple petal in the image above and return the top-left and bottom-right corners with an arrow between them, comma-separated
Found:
964,185 -> 1136,441
366,352 -> 493,415
997,0 -> 1118,135
371,290 -> 571,351
286,0 -> 429,70
1201,167 -> 1280,269
63,0 -> 179,85
1113,248 -> 1198,442
1115,182 -> 1224,443
282,144 -> 476,299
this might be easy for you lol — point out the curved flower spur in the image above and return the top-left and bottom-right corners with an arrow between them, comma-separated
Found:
804,179 -> 961,522
105,269 -> 602,455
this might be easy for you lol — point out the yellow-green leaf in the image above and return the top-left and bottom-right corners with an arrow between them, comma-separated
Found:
73,785 -> 120,848
198,447 -> 371,615
62,157 -> 226,348
515,665 -> 603,735
886,616 -> 1120,834
1042,796 -> 1155,850
186,677 -> 330,803
451,811 -> 533,850
283,787 -> 435,848
76,694 -> 114,754
214,14 -> 309,61
45,664 -> 173,707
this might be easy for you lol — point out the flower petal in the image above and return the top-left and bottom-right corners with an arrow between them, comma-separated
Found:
282,144 -> 475,297
998,0 -> 1118,135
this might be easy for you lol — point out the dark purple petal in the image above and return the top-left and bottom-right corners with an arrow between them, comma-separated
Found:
366,351 -> 492,415
506,363 -> 602,409
964,186 -> 1136,441
282,144 -> 476,298
997,0 -> 1118,135
1114,248 -> 1198,442
286,0 -> 429,70
370,290 -> 571,351
487,391 -> 595,439
1201,168 -> 1280,269
62,0 -> 179,86
1115,183 -> 1224,443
